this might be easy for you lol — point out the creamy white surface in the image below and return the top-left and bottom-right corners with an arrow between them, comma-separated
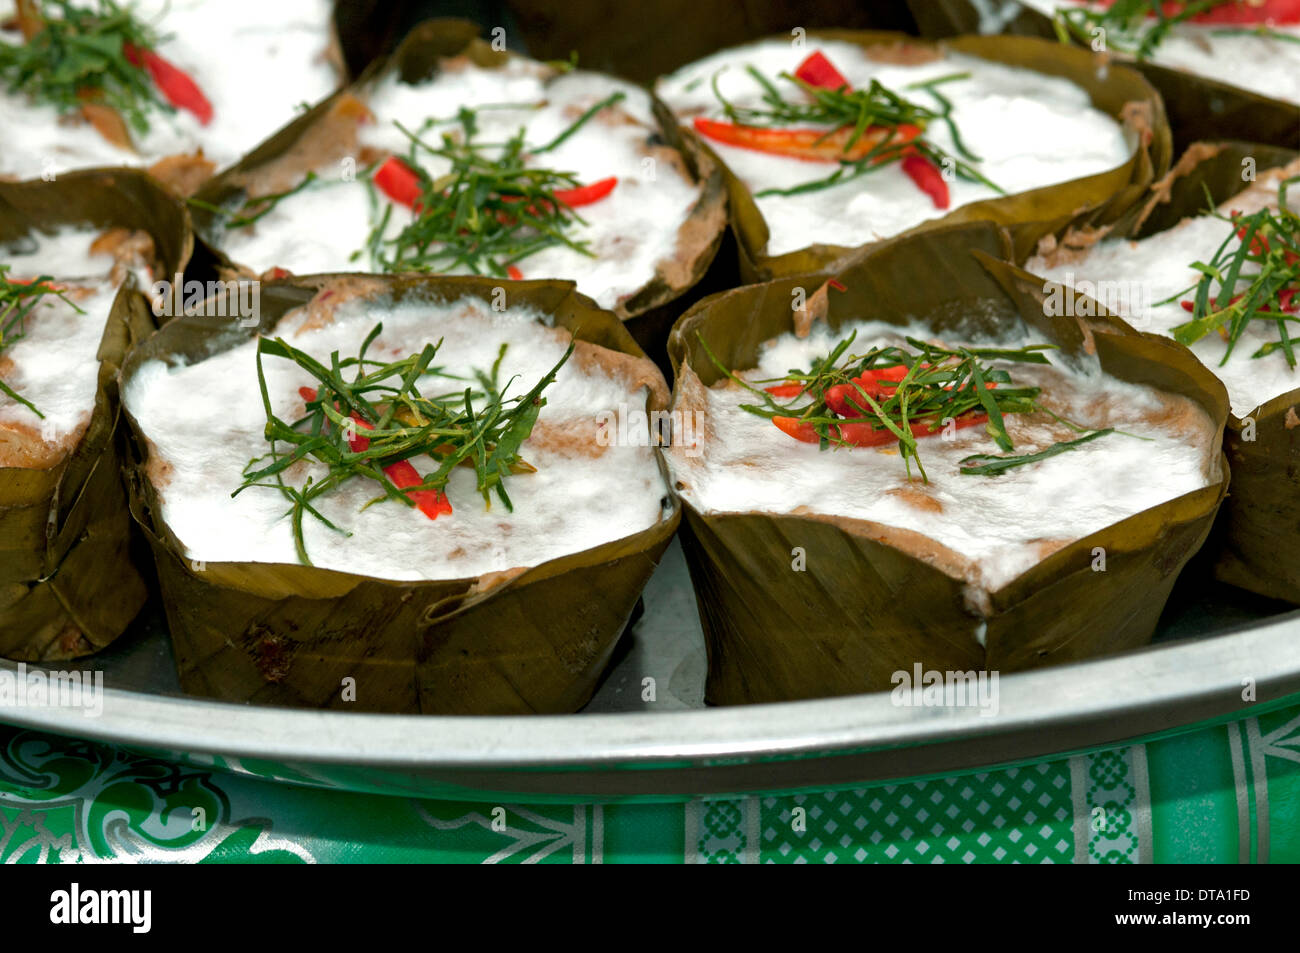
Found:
655,38 -> 1133,256
0,226 -> 124,441
0,0 -> 338,179
123,296 -> 668,581
669,319 -> 1214,593
216,60 -> 702,312
1028,177 -> 1300,416
1020,0 -> 1300,104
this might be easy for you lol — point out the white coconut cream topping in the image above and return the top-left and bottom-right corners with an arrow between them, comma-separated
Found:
0,0 -> 339,179
1020,1 -> 1300,104
1028,164 -> 1300,416
123,294 -> 670,582
213,59 -> 703,313
0,225 -> 136,453
668,319 -> 1218,594
1,223 -> 148,468
655,38 -> 1133,257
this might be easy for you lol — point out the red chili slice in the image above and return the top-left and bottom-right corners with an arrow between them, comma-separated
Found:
772,411 -> 987,447
552,176 -> 618,207
373,156 -> 423,209
297,387 -> 452,520
693,117 -> 921,163
794,51 -> 852,90
901,153 -> 950,210
123,42 -> 212,125
764,382 -> 806,397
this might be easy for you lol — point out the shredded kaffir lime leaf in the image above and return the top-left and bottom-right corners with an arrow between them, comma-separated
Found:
701,329 -> 1114,481
0,263 -> 87,417
1050,0 -> 1272,60
1158,175 -> 1300,368
708,67 -> 1002,197
0,0 -> 170,134
354,96 -> 624,277
235,322 -> 573,565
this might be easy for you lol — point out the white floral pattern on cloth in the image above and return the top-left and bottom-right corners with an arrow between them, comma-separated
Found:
0,730 -> 316,863
2,706 -> 1299,863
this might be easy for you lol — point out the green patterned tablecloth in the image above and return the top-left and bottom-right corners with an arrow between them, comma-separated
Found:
2,700 -> 1298,863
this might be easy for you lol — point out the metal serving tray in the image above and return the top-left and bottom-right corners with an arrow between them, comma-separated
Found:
1,538 -> 1298,802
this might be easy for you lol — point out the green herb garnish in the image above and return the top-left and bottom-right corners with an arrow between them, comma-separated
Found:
189,171 -> 331,229
0,264 -> 86,418
709,67 -> 1002,198
235,322 -> 573,565
0,0 -> 169,134
959,428 -> 1114,475
702,330 -> 1114,481
1210,25 -> 1300,44
354,97 -> 623,276
1159,175 -> 1300,367
1052,0 -> 1233,59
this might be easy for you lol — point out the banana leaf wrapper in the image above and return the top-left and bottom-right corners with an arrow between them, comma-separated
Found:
119,274 -> 681,714
687,30 -> 1171,283
189,18 -> 729,345
666,221 -> 1229,705
0,170 -> 193,660
1060,141 -> 1300,604
906,1 -> 1300,156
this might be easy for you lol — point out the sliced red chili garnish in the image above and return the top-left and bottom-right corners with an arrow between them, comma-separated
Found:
793,50 -> 851,91
552,176 -> 618,207
693,117 -> 921,163
373,155 -> 423,209
123,42 -> 212,125
901,153 -> 950,210
297,387 -> 451,520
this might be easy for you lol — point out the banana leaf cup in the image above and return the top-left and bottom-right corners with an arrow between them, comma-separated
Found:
665,221 -> 1230,705
656,30 -> 1172,282
119,274 -> 680,714
1026,141 -> 1300,604
0,169 -> 193,660
906,1 -> 1300,157
187,18 -> 729,364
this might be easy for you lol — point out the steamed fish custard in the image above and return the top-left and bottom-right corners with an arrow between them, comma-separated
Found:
1028,165 -> 1300,417
1028,0 -> 1300,105
670,317 -> 1219,598
123,289 -> 670,581
654,39 -> 1133,257
0,0 -> 339,190
200,55 -> 705,314
1,223 -> 150,465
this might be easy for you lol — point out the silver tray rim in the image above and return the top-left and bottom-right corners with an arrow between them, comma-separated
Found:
1,607 -> 1297,799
